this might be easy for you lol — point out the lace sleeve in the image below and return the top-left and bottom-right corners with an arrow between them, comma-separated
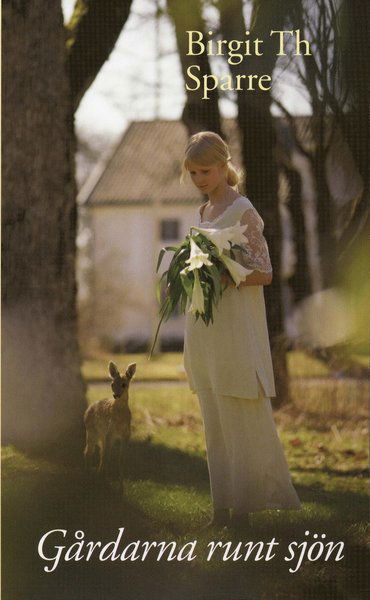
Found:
237,208 -> 272,274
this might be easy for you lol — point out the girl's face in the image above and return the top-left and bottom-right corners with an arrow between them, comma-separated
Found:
187,160 -> 226,194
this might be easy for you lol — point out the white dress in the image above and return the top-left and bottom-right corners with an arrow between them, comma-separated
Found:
183,195 -> 301,512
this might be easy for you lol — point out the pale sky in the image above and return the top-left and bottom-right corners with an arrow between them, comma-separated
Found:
62,0 -> 310,156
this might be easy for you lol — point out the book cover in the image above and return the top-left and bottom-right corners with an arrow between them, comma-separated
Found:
2,1 -> 369,599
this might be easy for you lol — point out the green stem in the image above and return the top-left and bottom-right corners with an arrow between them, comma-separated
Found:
148,309 -> 167,360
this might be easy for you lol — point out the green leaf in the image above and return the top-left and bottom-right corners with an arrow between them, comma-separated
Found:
207,264 -> 222,301
158,298 -> 170,318
161,300 -> 173,322
165,238 -> 191,286
156,270 -> 168,302
170,277 -> 183,309
233,243 -> 249,255
168,253 -> 184,282
156,248 -> 166,273
156,246 -> 179,272
175,246 -> 188,257
156,282 -> 162,304
180,290 -> 188,314
180,272 -> 194,299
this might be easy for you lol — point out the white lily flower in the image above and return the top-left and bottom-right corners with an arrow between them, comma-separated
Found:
219,253 -> 253,287
189,270 -> 205,315
192,221 -> 248,254
185,237 -> 212,271
227,221 -> 249,246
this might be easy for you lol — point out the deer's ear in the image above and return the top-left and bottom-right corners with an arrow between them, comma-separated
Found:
109,361 -> 120,379
126,363 -> 136,380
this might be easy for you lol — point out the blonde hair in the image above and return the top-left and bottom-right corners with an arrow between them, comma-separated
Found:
181,131 -> 242,188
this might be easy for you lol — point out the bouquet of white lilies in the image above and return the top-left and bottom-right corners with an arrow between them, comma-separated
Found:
149,222 -> 253,357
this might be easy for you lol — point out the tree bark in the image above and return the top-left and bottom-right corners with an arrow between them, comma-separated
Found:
2,1 -> 86,458
282,165 -> 311,303
219,0 -> 292,404
66,0 -> 134,111
167,0 -> 222,136
338,0 -> 370,252
290,2 -> 337,286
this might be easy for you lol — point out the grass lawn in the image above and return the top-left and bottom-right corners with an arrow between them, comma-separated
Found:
2,373 -> 369,599
82,350 -> 368,382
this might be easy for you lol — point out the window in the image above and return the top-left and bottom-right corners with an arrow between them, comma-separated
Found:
160,219 -> 179,241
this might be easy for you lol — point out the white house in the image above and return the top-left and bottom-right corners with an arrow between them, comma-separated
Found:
78,119 -> 243,350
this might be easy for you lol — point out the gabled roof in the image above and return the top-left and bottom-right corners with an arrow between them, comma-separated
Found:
79,119 -> 243,206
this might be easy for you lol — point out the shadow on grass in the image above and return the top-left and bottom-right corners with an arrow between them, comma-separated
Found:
125,438 -> 209,487
293,466 -> 369,478
2,444 -> 260,600
124,439 -> 368,523
2,439 -> 369,600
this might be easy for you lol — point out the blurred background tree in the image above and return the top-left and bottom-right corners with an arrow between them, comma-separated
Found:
274,0 -> 369,290
167,0 -> 222,134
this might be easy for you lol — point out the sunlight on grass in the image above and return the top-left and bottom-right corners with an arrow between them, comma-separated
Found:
296,502 -> 334,520
86,382 -> 368,478
287,351 -> 330,377
125,480 -> 210,529
353,354 -> 369,368
289,378 -> 369,414
82,349 -> 368,383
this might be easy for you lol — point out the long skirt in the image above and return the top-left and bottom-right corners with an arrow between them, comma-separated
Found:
197,384 -> 301,513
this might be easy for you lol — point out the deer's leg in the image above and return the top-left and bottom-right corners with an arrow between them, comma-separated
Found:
97,438 -> 107,476
84,431 -> 98,472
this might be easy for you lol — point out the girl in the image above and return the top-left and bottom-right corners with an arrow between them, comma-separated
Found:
182,131 -> 300,530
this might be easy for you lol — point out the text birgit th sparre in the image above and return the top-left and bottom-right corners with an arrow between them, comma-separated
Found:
38,528 -> 344,574
185,29 -> 312,98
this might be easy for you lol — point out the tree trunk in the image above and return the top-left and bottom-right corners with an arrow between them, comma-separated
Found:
66,0 -> 134,111
220,0 -> 291,404
311,138 -> 336,285
2,2 -> 86,458
167,0 -> 222,136
338,0 -> 370,252
282,166 -> 311,303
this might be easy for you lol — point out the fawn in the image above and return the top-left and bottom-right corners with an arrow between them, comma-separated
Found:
84,361 -> 136,485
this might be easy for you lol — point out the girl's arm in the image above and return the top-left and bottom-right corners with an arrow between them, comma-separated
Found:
222,269 -> 272,287
240,270 -> 272,286
224,207 -> 273,287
